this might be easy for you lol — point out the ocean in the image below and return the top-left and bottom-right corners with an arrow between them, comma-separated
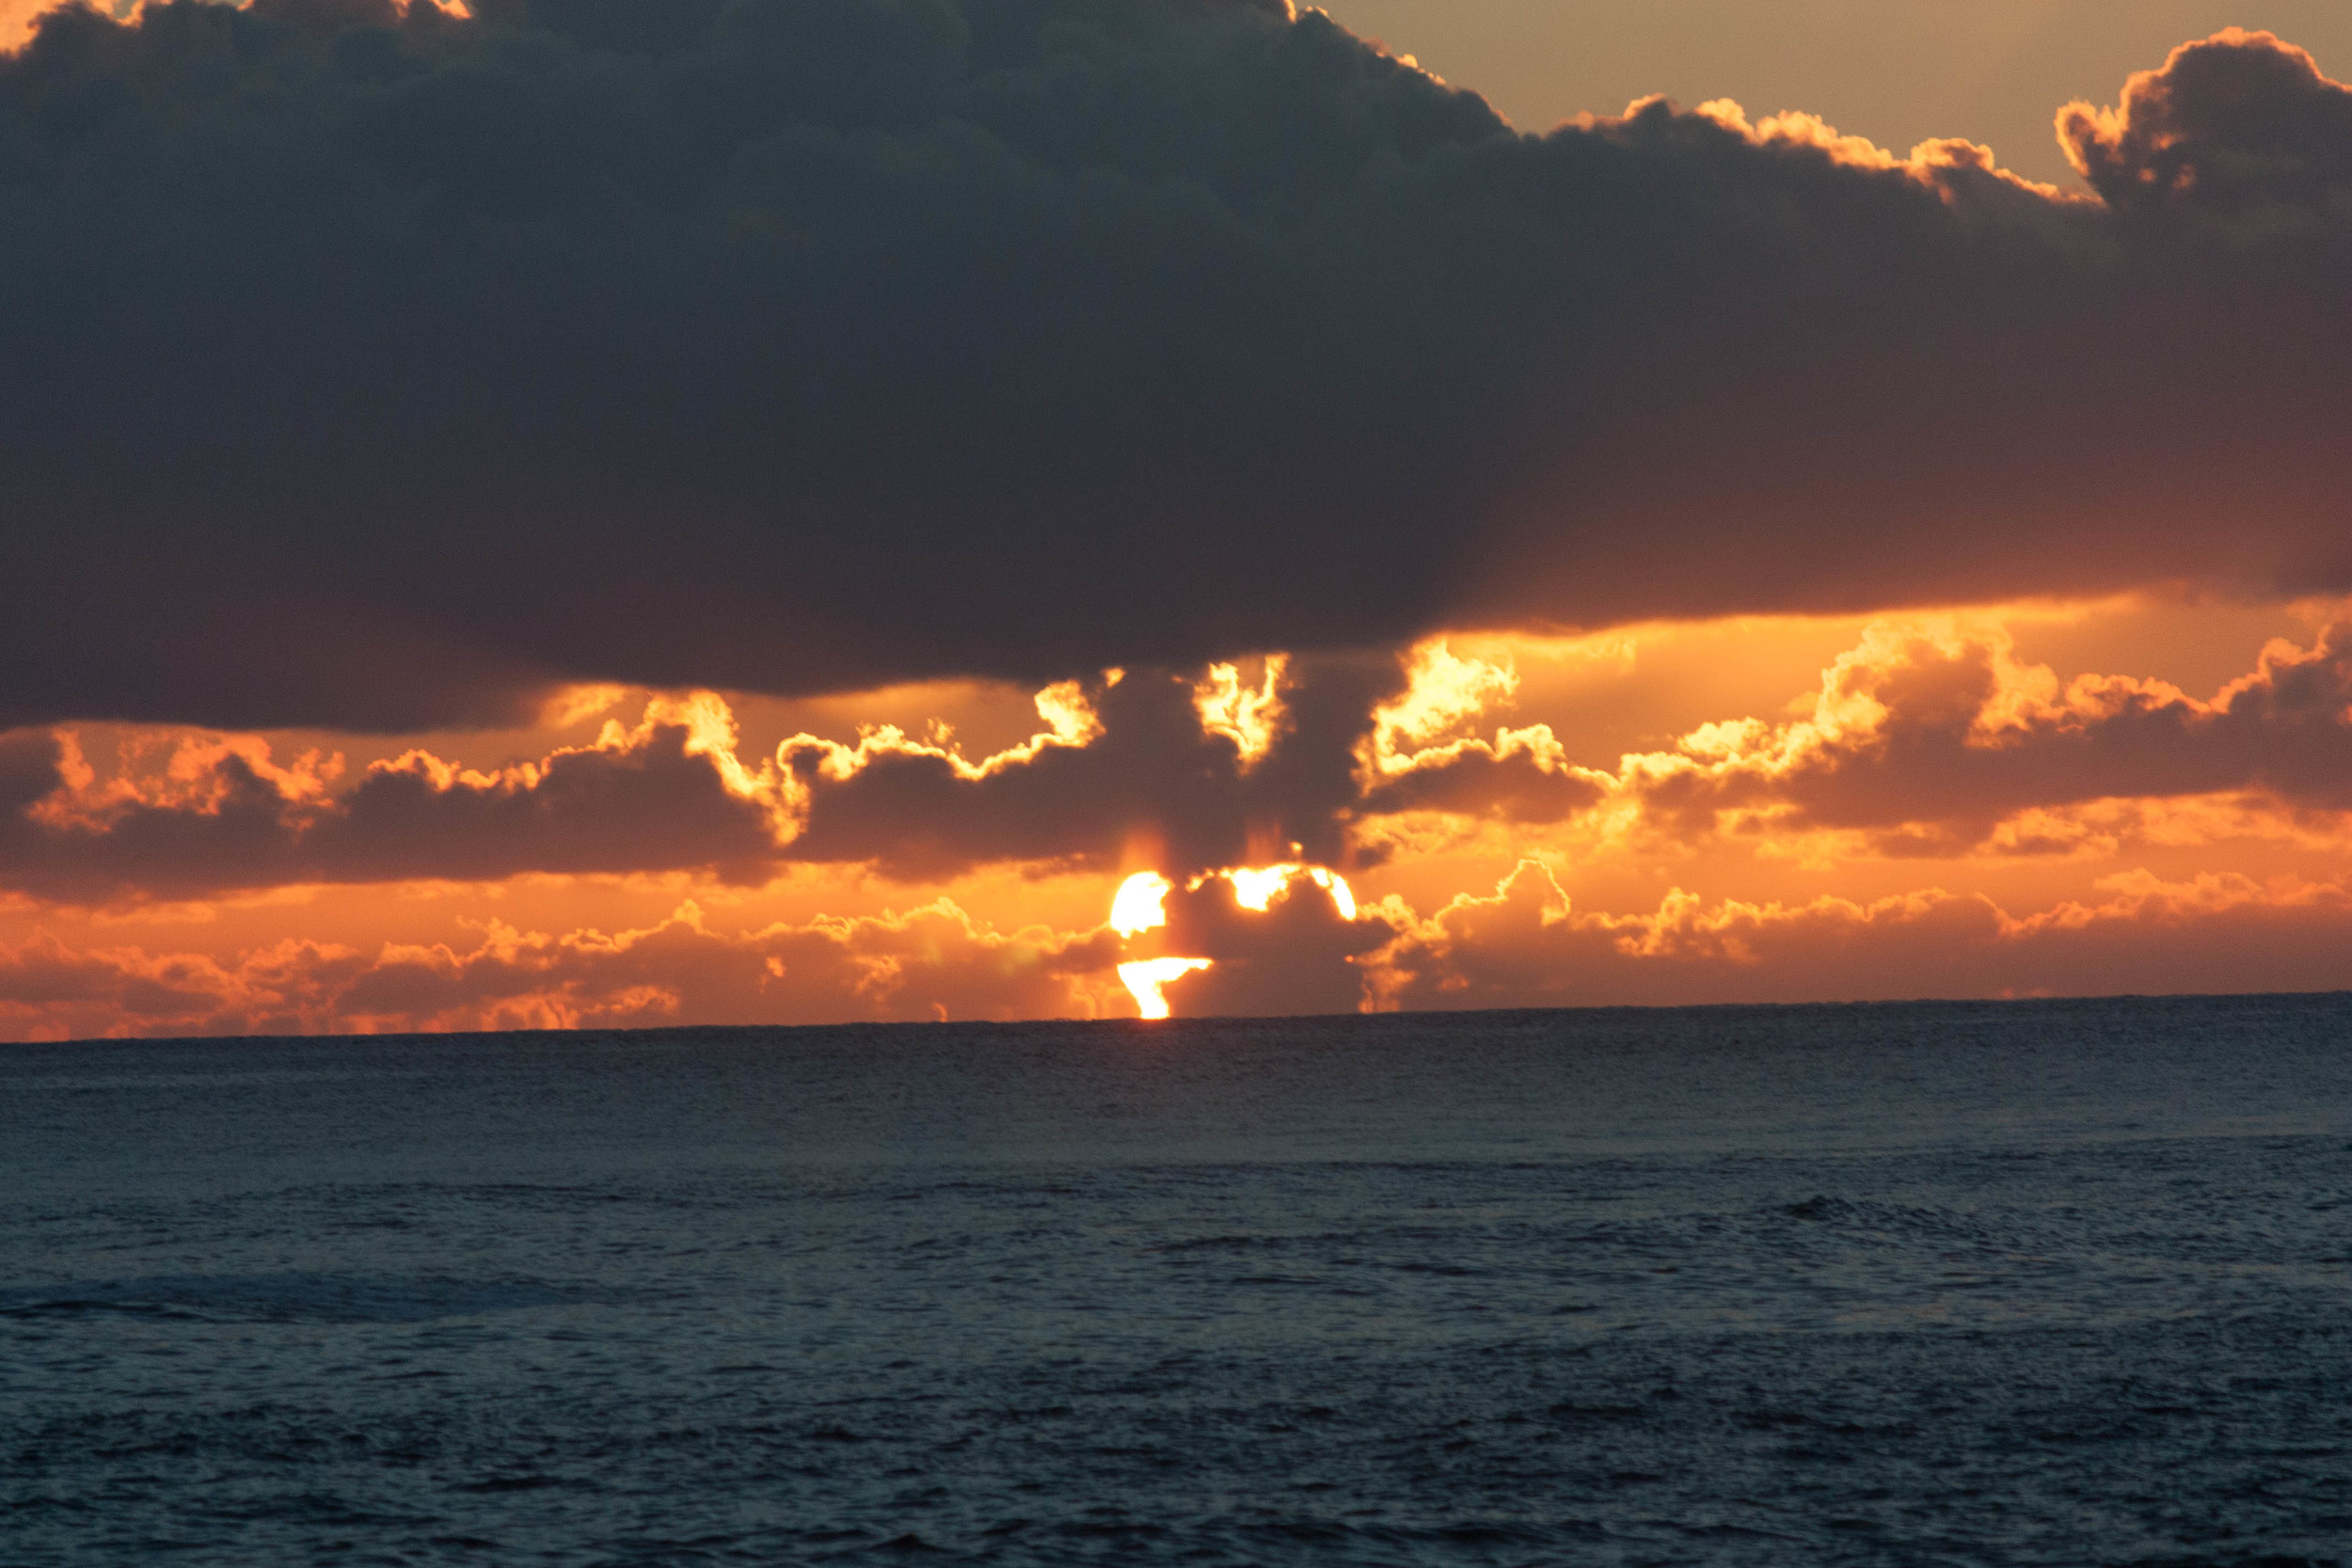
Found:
4,994 -> 2350,1565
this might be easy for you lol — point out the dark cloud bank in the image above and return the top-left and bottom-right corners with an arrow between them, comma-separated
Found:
5,3 -> 2352,732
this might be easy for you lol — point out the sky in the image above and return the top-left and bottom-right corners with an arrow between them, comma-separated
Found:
3,0 -> 2352,1037
1313,1 -> 2352,190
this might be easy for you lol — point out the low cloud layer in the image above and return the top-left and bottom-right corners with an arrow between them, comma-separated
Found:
1368,861 -> 2352,1011
8,860 -> 2352,1039
0,897 -> 1122,1037
5,6 -> 2352,730
5,614 -> 2352,904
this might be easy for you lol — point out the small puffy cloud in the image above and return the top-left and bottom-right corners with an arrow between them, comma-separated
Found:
2061,29 -> 2352,229
1351,641 -> 1604,831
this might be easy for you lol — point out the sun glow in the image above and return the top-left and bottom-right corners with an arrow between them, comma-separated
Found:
1119,958 -> 1214,1019
1110,871 -> 1173,936
1193,655 -> 1290,769
1361,641 -> 1520,781
1195,864 -> 1358,920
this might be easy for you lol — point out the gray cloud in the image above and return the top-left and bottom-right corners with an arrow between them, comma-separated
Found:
0,5 -> 2348,731
2060,28 -> 2352,227
0,719 -> 781,901
1138,866 -> 1392,1017
782,655 -> 1398,878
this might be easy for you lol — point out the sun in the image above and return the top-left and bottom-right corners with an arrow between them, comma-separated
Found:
1107,863 -> 1360,1019
1117,957 -> 1216,1019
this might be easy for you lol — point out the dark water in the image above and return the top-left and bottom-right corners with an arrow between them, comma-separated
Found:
6,996 -> 2352,1566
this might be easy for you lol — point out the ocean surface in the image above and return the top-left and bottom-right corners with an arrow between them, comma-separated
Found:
5,995 -> 2352,1566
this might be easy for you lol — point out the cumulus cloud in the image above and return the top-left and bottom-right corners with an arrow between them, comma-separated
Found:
2060,28 -> 2352,228
1592,616 -> 2352,856
1352,641 -> 1600,825
0,698 -> 788,902
3,7 -> 2351,730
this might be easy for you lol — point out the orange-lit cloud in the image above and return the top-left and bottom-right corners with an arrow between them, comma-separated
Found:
1353,641 -> 1600,828
1682,96 -> 2068,205
1193,656 -> 1290,772
4,659 -> 1378,903
15,842 -> 2345,1040
1583,616 -> 2352,856
0,702 -> 788,903
0,898 -> 1124,1040
10,615 -> 2352,909
2,0 -> 84,53
1366,860 -> 2352,1010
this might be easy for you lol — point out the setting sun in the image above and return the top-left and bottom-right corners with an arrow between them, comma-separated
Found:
1109,871 -> 1174,937
1116,957 -> 1216,1019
